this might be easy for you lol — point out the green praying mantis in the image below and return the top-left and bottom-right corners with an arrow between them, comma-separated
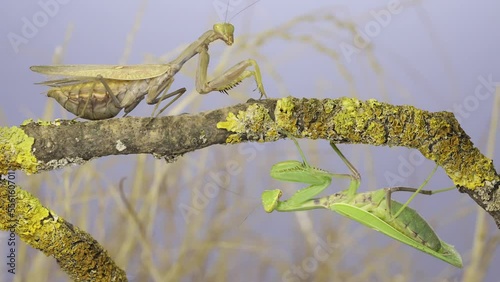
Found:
261,138 -> 463,268
31,22 -> 266,120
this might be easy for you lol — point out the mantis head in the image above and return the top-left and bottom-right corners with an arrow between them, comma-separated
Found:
213,23 -> 235,45
262,189 -> 282,213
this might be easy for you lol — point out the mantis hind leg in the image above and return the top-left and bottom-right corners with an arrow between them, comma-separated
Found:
77,75 -> 121,120
144,75 -> 187,118
385,164 -> 455,220
72,80 -> 99,121
96,75 -> 121,107
151,88 -> 187,118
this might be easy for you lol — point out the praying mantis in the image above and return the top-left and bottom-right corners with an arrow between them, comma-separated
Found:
261,138 -> 463,268
31,22 -> 266,120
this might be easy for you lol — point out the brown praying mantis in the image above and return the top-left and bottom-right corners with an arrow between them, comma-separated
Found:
31,22 -> 267,120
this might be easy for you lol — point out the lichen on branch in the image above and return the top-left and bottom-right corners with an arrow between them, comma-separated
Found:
0,125 -> 38,175
217,97 -> 500,222
1,96 -> 499,227
0,180 -> 127,281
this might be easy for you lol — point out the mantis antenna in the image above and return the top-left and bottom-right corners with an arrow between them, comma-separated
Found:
228,0 -> 262,23
224,0 -> 230,23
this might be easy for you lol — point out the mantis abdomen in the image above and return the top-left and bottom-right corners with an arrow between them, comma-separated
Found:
325,191 -> 442,252
377,200 -> 441,250
47,74 -> 168,120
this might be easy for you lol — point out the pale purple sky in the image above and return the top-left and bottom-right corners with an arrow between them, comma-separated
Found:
1,0 -> 499,281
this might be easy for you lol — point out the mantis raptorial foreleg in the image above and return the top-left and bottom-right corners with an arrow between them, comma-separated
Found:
262,138 -> 360,213
196,44 -> 265,95
31,22 -> 266,120
261,139 -> 462,267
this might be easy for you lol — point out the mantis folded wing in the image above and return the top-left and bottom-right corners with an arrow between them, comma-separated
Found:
261,139 -> 462,268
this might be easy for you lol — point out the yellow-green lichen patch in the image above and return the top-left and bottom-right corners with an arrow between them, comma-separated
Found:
323,99 -> 336,114
0,126 -> 37,174
216,112 -> 246,143
274,97 -> 337,139
217,103 -> 278,143
22,118 -> 67,128
331,97 -> 372,143
21,119 -> 34,126
22,118 -> 63,127
299,99 -> 330,139
428,116 -> 453,143
365,122 -> 386,145
385,110 -> 407,143
216,112 -> 244,133
400,107 -> 427,148
36,119 -> 59,126
449,147 -> 498,188
0,182 -> 60,243
359,101 -> 388,145
274,97 -> 298,133
1,181 -> 126,280
404,109 -> 498,189
225,134 -> 242,143
10,189 -> 60,245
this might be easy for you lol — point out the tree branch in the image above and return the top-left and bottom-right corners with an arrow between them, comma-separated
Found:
0,179 -> 127,281
1,97 -> 499,227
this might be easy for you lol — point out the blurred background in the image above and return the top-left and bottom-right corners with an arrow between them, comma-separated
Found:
1,0 -> 499,281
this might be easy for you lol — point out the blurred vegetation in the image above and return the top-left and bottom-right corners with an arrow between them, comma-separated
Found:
11,2 -> 499,282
